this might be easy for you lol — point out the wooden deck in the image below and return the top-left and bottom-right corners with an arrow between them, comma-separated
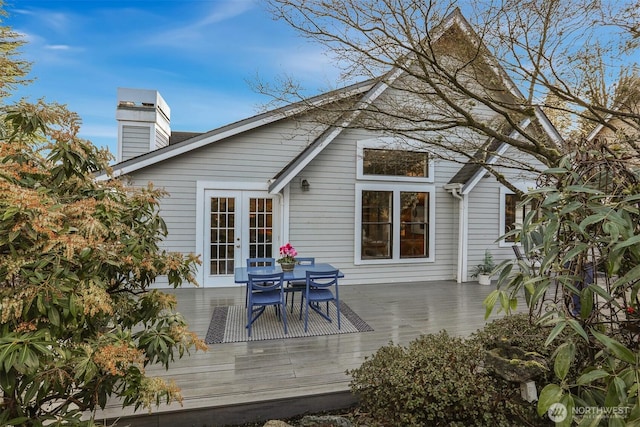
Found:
95,280 -> 509,425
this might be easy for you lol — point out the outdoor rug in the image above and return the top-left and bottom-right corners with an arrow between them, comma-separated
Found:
205,300 -> 373,344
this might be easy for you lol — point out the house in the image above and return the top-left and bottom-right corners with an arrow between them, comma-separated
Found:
585,81 -> 640,158
99,10 -> 561,288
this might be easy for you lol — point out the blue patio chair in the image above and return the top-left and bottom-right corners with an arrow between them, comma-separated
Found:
246,257 -> 276,268
245,257 -> 275,307
300,269 -> 340,332
246,272 -> 287,337
285,257 -> 315,312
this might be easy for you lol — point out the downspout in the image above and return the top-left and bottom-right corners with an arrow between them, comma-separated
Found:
444,183 -> 466,283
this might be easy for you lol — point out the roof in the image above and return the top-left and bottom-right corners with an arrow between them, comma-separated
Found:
170,131 -> 202,145
99,78 -> 376,180
103,8 -> 563,194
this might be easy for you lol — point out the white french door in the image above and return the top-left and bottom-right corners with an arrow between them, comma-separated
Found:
203,190 -> 280,286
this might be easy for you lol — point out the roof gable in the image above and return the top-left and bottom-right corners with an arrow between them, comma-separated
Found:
104,8 -> 562,193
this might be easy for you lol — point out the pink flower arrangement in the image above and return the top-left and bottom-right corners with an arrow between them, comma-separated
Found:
277,242 -> 298,264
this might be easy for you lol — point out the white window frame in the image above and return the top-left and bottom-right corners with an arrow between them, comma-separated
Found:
355,182 -> 435,264
356,138 -> 434,183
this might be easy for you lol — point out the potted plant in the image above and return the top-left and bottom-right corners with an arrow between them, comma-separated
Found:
277,242 -> 298,272
471,250 -> 496,285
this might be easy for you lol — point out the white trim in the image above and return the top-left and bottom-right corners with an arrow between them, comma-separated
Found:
195,181 -> 277,287
269,126 -> 343,194
444,183 -> 468,282
460,194 -> 469,281
280,185 -> 290,244
354,182 -> 436,265
107,83 -> 375,181
269,68 -> 405,194
356,138 -> 435,183
461,119 -> 532,194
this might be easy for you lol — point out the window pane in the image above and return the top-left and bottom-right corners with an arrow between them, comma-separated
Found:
505,194 -> 518,242
248,197 -> 273,259
504,193 -> 533,242
400,192 -> 428,258
361,191 -> 392,259
363,148 -> 428,177
210,197 -> 235,274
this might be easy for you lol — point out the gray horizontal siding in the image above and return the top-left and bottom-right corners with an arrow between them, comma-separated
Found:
122,125 -> 151,161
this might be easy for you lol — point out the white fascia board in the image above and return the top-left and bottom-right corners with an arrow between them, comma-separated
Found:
109,116 -> 283,178
534,106 -> 564,144
268,126 -> 344,194
105,85 -> 373,179
461,118 -> 531,195
269,69 -> 404,194
586,122 -> 607,142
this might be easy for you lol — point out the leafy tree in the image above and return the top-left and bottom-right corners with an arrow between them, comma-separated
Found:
484,137 -> 640,424
262,0 -> 639,193
0,2 -> 30,101
0,5 -> 205,426
263,2 -> 640,424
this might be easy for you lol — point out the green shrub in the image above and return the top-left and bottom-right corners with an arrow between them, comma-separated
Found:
348,331 -> 539,426
470,313 -> 558,355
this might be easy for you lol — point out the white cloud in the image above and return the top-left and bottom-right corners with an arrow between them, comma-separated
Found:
192,0 -> 255,28
140,0 -> 257,48
45,44 -> 71,51
39,12 -> 72,33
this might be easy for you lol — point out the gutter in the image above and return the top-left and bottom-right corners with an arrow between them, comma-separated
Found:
443,183 -> 467,283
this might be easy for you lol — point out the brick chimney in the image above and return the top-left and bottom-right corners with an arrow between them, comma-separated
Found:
116,88 -> 171,163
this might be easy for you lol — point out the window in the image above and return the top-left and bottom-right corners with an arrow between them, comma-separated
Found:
500,187 -> 535,244
357,138 -> 434,182
357,183 -> 434,263
356,139 -> 435,263
363,148 -> 429,177
361,190 -> 392,259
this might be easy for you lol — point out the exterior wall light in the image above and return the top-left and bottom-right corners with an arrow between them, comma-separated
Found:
301,179 -> 310,192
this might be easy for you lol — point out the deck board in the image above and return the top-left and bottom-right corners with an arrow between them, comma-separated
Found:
93,280 -> 509,421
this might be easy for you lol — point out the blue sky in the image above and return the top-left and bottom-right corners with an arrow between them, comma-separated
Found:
6,0 -> 340,158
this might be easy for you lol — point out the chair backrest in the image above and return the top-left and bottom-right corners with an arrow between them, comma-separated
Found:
248,272 -> 284,292
306,269 -> 339,289
296,257 -> 315,266
512,245 -> 524,260
246,257 -> 275,268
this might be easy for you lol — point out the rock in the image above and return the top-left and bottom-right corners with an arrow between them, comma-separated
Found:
484,346 -> 548,382
298,415 -> 353,427
263,420 -> 294,427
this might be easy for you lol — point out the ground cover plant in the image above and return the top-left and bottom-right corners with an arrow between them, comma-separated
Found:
348,329 -> 547,426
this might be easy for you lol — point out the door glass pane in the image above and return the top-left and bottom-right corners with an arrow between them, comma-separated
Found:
210,197 -> 235,275
400,192 -> 428,258
248,198 -> 273,259
361,191 -> 392,259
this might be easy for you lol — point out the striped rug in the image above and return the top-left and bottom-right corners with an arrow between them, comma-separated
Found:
205,300 -> 373,344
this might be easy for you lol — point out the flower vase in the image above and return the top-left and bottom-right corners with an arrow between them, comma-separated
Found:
280,262 -> 295,272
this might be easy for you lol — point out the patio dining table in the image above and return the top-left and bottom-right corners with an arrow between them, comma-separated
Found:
234,262 -> 344,284
234,263 -> 344,312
